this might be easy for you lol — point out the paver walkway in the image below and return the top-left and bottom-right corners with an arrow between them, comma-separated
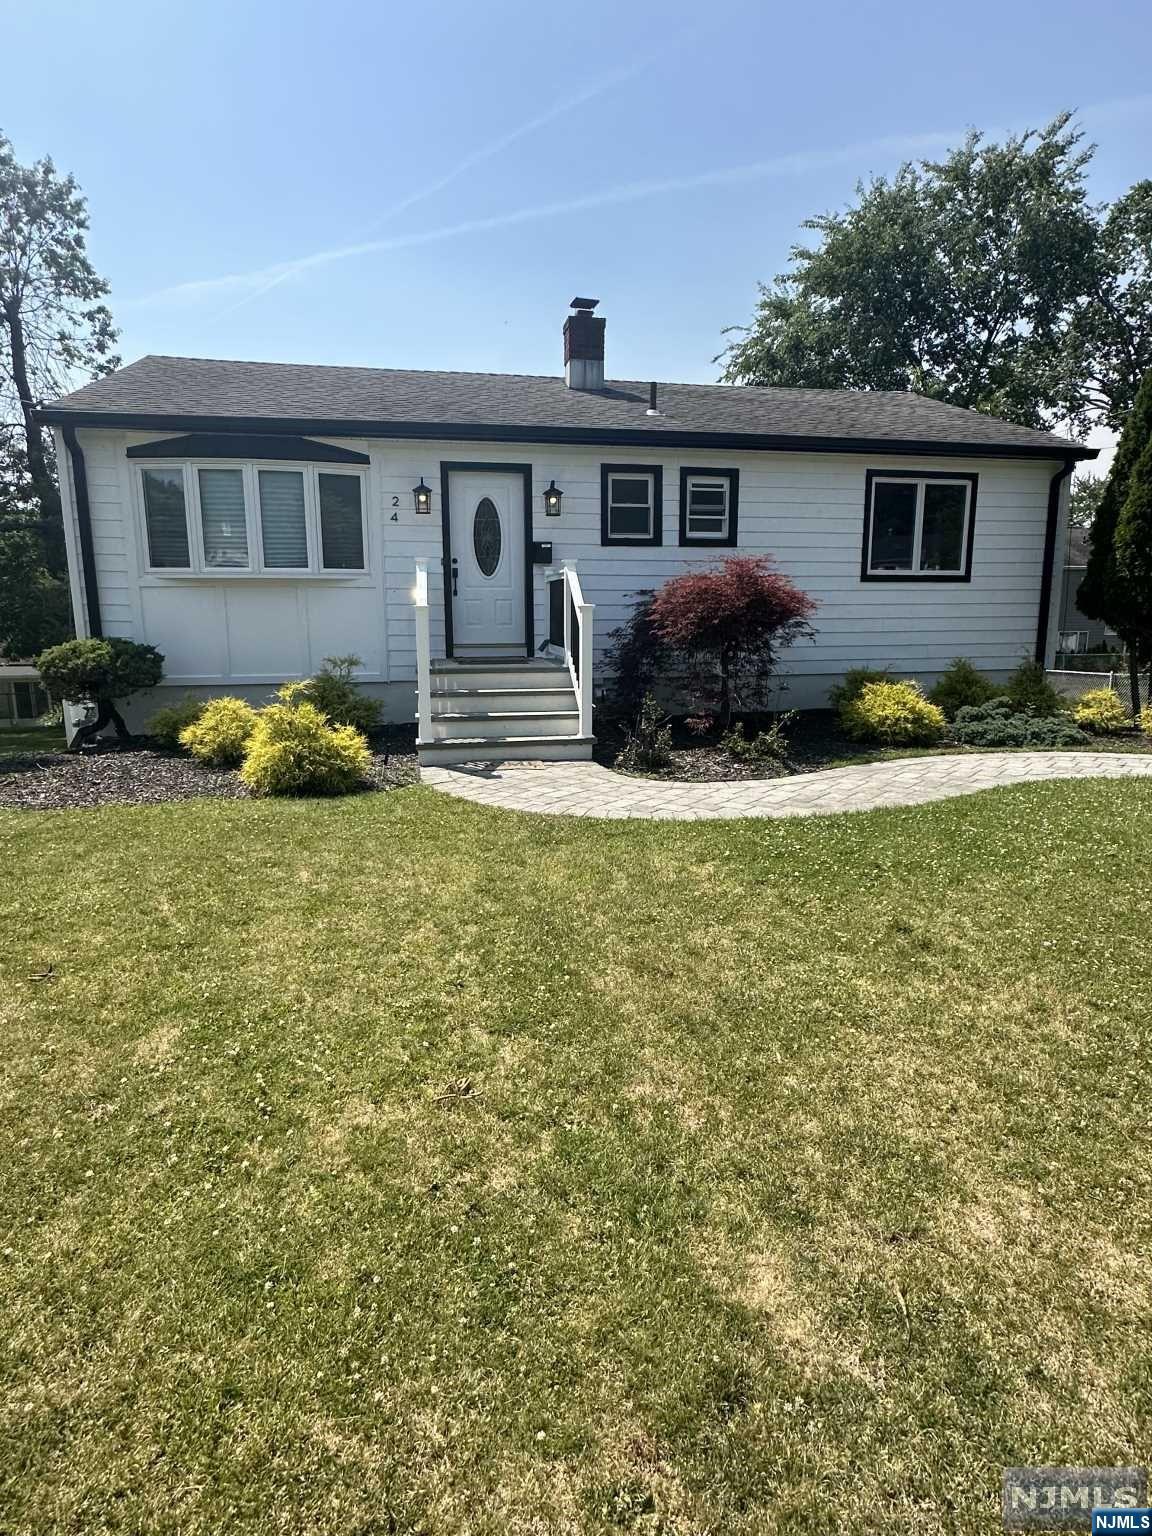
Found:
421,751 -> 1152,820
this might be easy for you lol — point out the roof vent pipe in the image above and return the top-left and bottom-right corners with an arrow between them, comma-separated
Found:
646,382 -> 661,416
563,297 -> 605,390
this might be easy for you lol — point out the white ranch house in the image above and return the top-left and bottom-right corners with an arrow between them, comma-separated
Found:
40,299 -> 1094,763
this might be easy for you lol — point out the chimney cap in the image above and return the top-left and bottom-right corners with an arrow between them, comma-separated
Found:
569,296 -> 599,311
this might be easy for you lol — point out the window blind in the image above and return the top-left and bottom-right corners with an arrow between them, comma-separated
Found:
198,469 -> 249,568
258,470 -> 308,568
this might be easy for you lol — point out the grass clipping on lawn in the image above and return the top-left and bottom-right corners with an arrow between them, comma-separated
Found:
0,782 -> 1150,1534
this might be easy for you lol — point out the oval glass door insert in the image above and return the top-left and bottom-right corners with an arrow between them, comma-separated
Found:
473,497 -> 501,576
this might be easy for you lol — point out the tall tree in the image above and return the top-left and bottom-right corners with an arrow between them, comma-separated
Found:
1061,181 -> 1152,433
721,115 -> 1149,434
1078,371 -> 1152,713
0,130 -> 118,656
1068,473 -> 1106,528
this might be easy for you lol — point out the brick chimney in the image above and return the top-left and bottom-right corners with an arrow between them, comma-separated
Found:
563,297 -> 605,390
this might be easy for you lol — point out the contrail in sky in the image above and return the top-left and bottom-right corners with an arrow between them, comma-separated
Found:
131,90 -> 1152,315
207,37 -> 696,319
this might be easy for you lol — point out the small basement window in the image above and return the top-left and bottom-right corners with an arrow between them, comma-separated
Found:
138,462 -> 367,575
680,467 -> 738,546
601,465 -> 662,545
863,471 -> 976,580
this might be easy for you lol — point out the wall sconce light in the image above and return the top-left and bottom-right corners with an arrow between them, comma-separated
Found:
543,479 -> 564,516
412,478 -> 433,514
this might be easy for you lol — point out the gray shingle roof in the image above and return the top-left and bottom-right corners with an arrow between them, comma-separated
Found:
41,354 -> 1092,458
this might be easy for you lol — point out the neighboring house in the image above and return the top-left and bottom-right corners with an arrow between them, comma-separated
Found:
38,299 -> 1094,763
1058,525 -> 1118,654
0,664 -> 51,729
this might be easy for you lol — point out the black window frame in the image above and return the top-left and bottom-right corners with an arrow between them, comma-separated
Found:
679,466 -> 739,547
861,468 -> 978,583
601,463 -> 663,546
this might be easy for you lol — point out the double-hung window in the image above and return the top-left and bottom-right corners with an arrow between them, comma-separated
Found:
679,467 -> 738,546
863,470 -> 976,580
137,463 -> 367,574
601,465 -> 662,545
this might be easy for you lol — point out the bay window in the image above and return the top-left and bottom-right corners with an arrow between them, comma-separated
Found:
137,462 -> 367,574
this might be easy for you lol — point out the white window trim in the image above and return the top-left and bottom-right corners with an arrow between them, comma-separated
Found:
135,461 -> 369,577
607,472 -> 655,541
866,475 -> 972,577
685,475 -> 730,541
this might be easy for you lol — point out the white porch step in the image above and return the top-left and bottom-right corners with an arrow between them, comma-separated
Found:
421,657 -> 588,765
431,686 -> 576,715
425,710 -> 581,741
430,660 -> 568,693
418,735 -> 595,766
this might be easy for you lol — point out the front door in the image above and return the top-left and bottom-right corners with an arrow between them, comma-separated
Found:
447,468 -> 527,654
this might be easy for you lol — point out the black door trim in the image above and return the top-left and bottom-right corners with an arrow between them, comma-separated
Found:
440,462 -> 533,659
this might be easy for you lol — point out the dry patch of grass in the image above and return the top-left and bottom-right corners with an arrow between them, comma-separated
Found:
1,781 -> 1151,1533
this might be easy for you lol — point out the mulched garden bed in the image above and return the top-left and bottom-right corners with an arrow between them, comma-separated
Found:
593,711 -> 883,782
0,728 -> 418,811
593,710 -> 1152,783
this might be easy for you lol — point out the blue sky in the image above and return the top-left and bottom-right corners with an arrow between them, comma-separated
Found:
5,0 -> 1150,412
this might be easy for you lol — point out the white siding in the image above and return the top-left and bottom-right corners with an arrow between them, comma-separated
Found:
68,428 -> 1063,716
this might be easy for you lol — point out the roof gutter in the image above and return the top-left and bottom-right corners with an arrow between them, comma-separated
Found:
61,424 -> 102,639
1033,456 -> 1077,663
34,408 -> 1098,463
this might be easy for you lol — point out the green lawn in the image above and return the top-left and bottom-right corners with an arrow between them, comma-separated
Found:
0,726 -> 66,756
1,783 -> 1150,1534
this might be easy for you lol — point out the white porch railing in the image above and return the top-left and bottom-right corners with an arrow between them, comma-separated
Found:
546,559 -> 594,738
413,557 -> 432,741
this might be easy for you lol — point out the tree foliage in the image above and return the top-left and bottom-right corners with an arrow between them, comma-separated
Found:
1078,370 -> 1152,712
0,522 -> 71,657
1069,473 -> 1106,528
647,556 -> 816,726
0,129 -> 118,658
721,115 -> 1151,434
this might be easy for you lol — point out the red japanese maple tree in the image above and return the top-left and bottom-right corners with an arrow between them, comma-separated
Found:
647,556 -> 816,726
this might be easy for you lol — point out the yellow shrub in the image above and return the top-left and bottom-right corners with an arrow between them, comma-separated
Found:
239,701 -> 371,797
1140,705 -> 1152,740
841,680 -> 946,746
1072,688 -> 1131,734
179,696 -> 258,766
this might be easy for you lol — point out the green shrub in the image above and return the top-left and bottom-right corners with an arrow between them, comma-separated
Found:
240,701 -> 371,797
180,697 -> 259,766
929,658 -> 999,718
721,711 -> 796,766
1072,688 -> 1132,734
35,637 -> 164,705
147,696 -> 205,749
1004,659 -> 1065,717
828,667 -> 892,713
276,655 -> 381,734
616,693 -> 673,773
36,637 -> 165,747
952,699 -> 1088,748
841,681 -> 946,745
